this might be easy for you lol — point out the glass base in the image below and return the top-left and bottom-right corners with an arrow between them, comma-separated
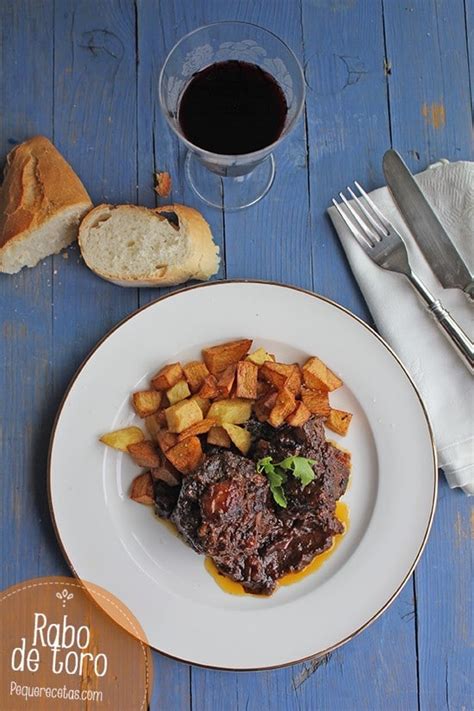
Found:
184,152 -> 275,210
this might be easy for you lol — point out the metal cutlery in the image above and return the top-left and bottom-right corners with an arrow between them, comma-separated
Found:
382,149 -> 474,300
332,182 -> 474,372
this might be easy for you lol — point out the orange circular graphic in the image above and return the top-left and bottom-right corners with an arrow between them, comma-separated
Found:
0,576 -> 153,710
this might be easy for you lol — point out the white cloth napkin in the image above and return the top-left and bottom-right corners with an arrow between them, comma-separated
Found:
328,160 -> 474,495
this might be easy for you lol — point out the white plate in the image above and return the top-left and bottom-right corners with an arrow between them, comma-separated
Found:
49,281 -> 437,670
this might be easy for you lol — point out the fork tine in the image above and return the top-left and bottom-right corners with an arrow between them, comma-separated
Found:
338,192 -> 379,245
347,186 -> 384,241
331,199 -> 374,250
354,181 -> 391,231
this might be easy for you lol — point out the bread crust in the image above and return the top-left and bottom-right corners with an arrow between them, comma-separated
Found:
0,136 -> 92,253
78,203 -> 220,287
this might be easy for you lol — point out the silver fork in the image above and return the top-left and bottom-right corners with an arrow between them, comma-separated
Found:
332,182 -> 474,372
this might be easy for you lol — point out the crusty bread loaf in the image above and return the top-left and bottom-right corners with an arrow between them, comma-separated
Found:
78,203 -> 220,287
0,136 -> 92,273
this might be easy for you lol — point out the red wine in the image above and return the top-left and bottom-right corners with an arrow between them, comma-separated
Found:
178,60 -> 288,155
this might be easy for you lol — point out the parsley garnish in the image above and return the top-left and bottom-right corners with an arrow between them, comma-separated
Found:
257,457 -> 288,508
279,456 -> 316,488
256,455 -> 317,508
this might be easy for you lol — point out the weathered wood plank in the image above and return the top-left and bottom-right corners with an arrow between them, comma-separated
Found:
137,0 -> 226,312
51,2 -> 191,708
383,3 -> 473,709
302,0 -> 385,321
383,0 -> 473,169
0,0 -> 66,586
467,0 -> 474,103
414,479 -> 473,711
298,1 -> 420,708
52,0 -> 138,402
219,0 -> 312,290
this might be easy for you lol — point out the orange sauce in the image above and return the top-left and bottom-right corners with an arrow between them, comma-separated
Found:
205,501 -> 349,595
204,558 -> 250,596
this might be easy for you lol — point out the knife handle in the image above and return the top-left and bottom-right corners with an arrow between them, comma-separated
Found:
429,300 -> 474,371
408,272 -> 474,373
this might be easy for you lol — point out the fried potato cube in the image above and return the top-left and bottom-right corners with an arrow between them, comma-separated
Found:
259,362 -> 287,389
198,374 -> 219,399
245,348 -> 275,366
254,389 -> 278,422
268,388 -> 296,428
202,339 -> 253,375
178,418 -> 216,441
144,413 -> 162,441
189,396 -> 211,417
150,462 -> 181,487
257,379 -> 272,398
302,357 -> 343,392
326,409 -> 352,436
259,362 -> 294,390
183,360 -> 210,393
100,426 -> 144,451
129,472 -> 154,505
164,436 -> 203,474
217,365 -> 237,397
127,440 -> 162,468
207,398 -> 252,425
132,390 -> 162,418
222,423 -> 252,455
156,430 -> 178,453
259,362 -> 302,397
286,401 -> 311,427
235,360 -> 258,399
166,379 -> 191,405
152,362 -> 184,390
207,426 -> 232,448
301,387 -> 330,417
286,365 -> 302,397
165,398 -> 203,433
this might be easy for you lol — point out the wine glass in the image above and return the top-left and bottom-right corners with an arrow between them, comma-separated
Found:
159,21 -> 305,211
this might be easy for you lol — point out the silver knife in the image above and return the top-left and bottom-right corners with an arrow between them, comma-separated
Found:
383,149 -> 474,300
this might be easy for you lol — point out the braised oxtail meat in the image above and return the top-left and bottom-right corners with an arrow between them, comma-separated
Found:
153,480 -> 180,519
172,450 -> 274,547
167,417 -> 350,595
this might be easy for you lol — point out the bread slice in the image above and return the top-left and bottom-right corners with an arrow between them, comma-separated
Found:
78,203 -> 220,287
0,136 -> 92,273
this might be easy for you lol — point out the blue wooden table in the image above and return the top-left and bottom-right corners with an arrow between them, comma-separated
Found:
1,1 -> 472,709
